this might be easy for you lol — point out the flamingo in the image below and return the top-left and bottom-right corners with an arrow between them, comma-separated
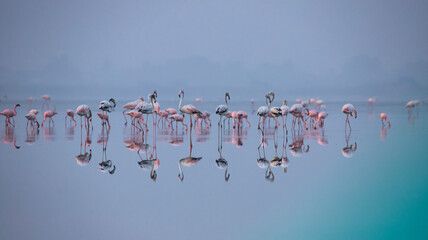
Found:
41,94 -> 51,110
380,113 -> 391,128
169,114 -> 188,131
257,94 -> 272,129
99,98 -> 116,120
289,104 -> 309,130
165,108 -> 177,115
342,104 -> 357,131
122,97 -> 144,124
76,104 -> 92,129
266,92 -> 282,128
236,111 -> 250,128
179,90 -> 200,128
313,111 -> 328,129
215,92 -> 230,128
157,110 -> 170,127
280,100 -> 289,129
305,109 -> 319,128
406,100 -> 416,117
0,104 -> 20,127
25,113 -> 39,129
41,110 -> 57,127
97,111 -> 111,130
66,109 -> 77,126
137,93 -> 157,131
126,110 -> 147,130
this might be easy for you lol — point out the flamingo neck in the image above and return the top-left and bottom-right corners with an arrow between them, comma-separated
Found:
13,105 -> 18,115
178,93 -> 183,110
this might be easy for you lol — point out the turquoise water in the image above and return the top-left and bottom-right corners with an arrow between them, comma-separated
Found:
0,100 -> 427,239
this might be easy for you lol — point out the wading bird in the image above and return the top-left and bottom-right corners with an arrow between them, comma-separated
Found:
41,110 -> 57,127
379,113 -> 391,128
342,104 -> 357,131
179,90 -> 200,128
0,104 -> 20,127
215,92 -> 230,128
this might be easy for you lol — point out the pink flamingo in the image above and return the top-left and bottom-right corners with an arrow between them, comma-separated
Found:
231,111 -> 239,128
379,113 -> 391,128
122,97 -> 144,124
66,109 -> 77,126
25,113 -> 39,129
313,111 -> 328,129
157,110 -> 170,127
0,104 -> 20,127
97,111 -> 111,130
178,90 -> 200,128
166,108 -> 177,115
280,100 -> 289,128
202,111 -> 212,127
41,94 -> 51,110
342,104 -> 357,131
76,104 -> 92,129
41,110 -> 57,127
236,111 -> 250,128
127,110 -> 148,131
289,104 -> 309,130
305,109 -> 318,128
169,113 -> 188,131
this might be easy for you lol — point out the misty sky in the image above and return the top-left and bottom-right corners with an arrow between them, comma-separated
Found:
1,0 -> 427,101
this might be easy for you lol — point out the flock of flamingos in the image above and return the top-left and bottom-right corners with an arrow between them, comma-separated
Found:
0,91 -> 425,181
4,90 -> 415,130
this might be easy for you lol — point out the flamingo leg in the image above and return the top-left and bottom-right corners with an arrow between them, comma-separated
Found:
123,110 -> 128,125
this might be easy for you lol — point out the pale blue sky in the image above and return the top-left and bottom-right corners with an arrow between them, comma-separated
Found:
1,0 -> 427,100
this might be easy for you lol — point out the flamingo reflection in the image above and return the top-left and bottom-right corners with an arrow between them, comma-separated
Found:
75,126 -> 92,166
25,126 -> 39,145
178,125 -> 202,182
98,125 -> 116,174
342,129 -> 357,158
1,126 -> 20,149
257,130 -> 274,182
289,131 -> 309,158
216,121 -> 230,182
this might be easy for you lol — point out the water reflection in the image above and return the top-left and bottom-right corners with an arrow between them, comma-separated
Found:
342,130 -> 357,158
98,126 -> 116,174
25,127 -> 39,145
43,126 -> 55,141
178,126 -> 202,182
224,127 -> 248,148
257,130 -> 274,182
216,121 -> 230,182
137,138 -> 158,181
1,126 -> 20,149
289,130 -> 309,158
380,126 -> 390,141
75,126 -> 92,166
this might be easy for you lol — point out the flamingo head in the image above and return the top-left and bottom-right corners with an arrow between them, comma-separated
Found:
225,92 -> 230,100
153,90 -> 158,98
353,110 -> 357,119
179,90 -> 184,98
283,100 -> 287,106
267,91 -> 275,102
109,98 -> 116,107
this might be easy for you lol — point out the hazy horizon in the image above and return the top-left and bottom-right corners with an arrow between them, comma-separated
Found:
1,0 -> 427,101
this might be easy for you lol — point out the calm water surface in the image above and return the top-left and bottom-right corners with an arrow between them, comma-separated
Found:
1,100 -> 427,240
